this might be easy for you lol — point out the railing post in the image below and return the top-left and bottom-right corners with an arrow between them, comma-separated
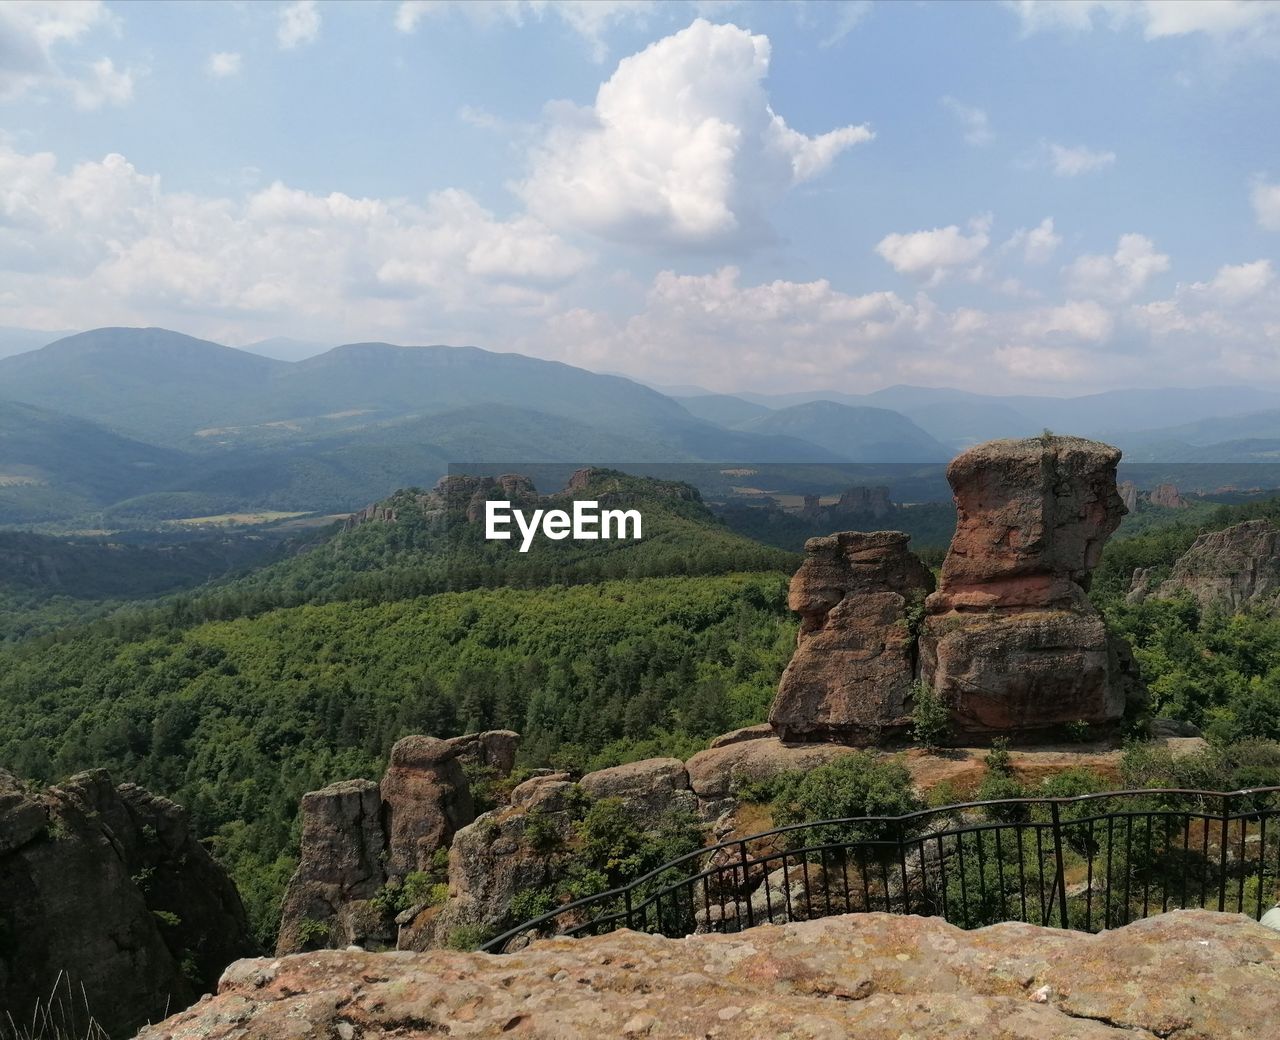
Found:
624,886 -> 633,930
739,841 -> 755,928
1219,794 -> 1231,913
1050,801 -> 1070,929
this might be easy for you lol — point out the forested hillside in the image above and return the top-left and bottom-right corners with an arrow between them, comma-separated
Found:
0,471 -> 799,941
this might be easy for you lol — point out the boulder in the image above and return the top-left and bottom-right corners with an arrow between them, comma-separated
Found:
399,804 -> 574,952
579,758 -> 696,824
444,729 -> 521,777
685,737 -> 861,801
927,436 -> 1125,613
276,779 -> 390,956
708,723 -> 773,749
919,436 -> 1139,741
381,735 -> 475,877
0,768 -> 256,1039
768,531 -> 934,743
143,910 -> 1280,1040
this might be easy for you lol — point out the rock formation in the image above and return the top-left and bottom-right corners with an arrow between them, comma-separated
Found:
276,730 -> 519,956
917,436 -> 1138,740
143,910 -> 1279,1040
0,768 -> 256,1039
1128,518 -> 1280,614
1148,482 -> 1188,509
768,531 -> 934,742
275,779 -> 390,956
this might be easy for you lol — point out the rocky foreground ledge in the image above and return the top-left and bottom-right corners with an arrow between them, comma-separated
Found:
141,910 -> 1276,1039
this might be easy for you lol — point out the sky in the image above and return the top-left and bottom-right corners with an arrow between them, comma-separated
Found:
1,0 -> 1279,396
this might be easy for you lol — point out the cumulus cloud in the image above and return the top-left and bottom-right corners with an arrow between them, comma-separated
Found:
518,19 -> 873,248
1064,233 -> 1170,300
278,0 -> 320,49
875,215 -> 992,283
394,1 -> 652,61
1005,217 -> 1061,264
207,51 -> 242,78
0,1 -> 136,107
0,144 -> 586,338
1254,178 -> 1280,231
941,96 -> 993,146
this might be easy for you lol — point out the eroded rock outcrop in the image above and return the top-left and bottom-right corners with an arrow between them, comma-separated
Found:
276,779 -> 389,956
768,531 -> 934,742
144,910 -> 1279,1040
1129,518 -> 1280,613
0,768 -> 256,1039
276,731 -> 524,957
918,436 -> 1138,740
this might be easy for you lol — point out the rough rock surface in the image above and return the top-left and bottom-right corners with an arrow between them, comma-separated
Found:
768,531 -> 934,743
578,757 -> 696,825
144,910 -> 1279,1040
276,731 -> 522,958
685,737 -> 862,801
0,768 -> 256,1039
381,735 -> 475,877
276,780 -> 389,956
1131,519 -> 1280,613
919,437 -> 1139,740
928,437 -> 1126,613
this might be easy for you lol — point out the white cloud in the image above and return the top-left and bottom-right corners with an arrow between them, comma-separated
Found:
1064,233 -> 1170,300
0,1 -> 136,107
518,19 -> 872,248
394,1 -> 652,62
1041,141 -> 1116,177
1193,259 -> 1276,302
278,0 -> 320,49
207,51 -> 242,78
1254,178 -> 1280,231
0,144 -> 587,338
875,215 -> 992,282
1008,1 -> 1280,47
1020,299 -> 1113,341
941,96 -> 993,146
820,1 -> 872,48
1006,217 -> 1061,264
70,56 -> 133,109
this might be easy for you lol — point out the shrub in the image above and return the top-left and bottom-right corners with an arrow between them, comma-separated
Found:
507,887 -> 557,924
909,681 -> 951,752
771,753 -> 924,849
444,924 -> 493,951
983,737 -> 1012,776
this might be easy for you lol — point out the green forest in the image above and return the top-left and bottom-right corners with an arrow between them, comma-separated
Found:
6,470 -> 1280,945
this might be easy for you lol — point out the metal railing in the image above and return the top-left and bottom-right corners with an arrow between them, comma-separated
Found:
479,787 -> 1280,952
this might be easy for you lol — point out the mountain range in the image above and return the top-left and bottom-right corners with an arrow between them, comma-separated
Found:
1,326 -> 1278,527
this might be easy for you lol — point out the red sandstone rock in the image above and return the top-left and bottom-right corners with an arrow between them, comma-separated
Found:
929,436 -> 1125,614
380,735 -> 475,877
919,437 -> 1138,741
768,531 -> 933,743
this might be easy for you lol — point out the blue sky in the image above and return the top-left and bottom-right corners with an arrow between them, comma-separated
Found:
1,0 -> 1279,395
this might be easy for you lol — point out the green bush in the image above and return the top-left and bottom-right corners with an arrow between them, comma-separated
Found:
771,753 -> 924,849
444,924 -> 492,951
909,681 -> 951,752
